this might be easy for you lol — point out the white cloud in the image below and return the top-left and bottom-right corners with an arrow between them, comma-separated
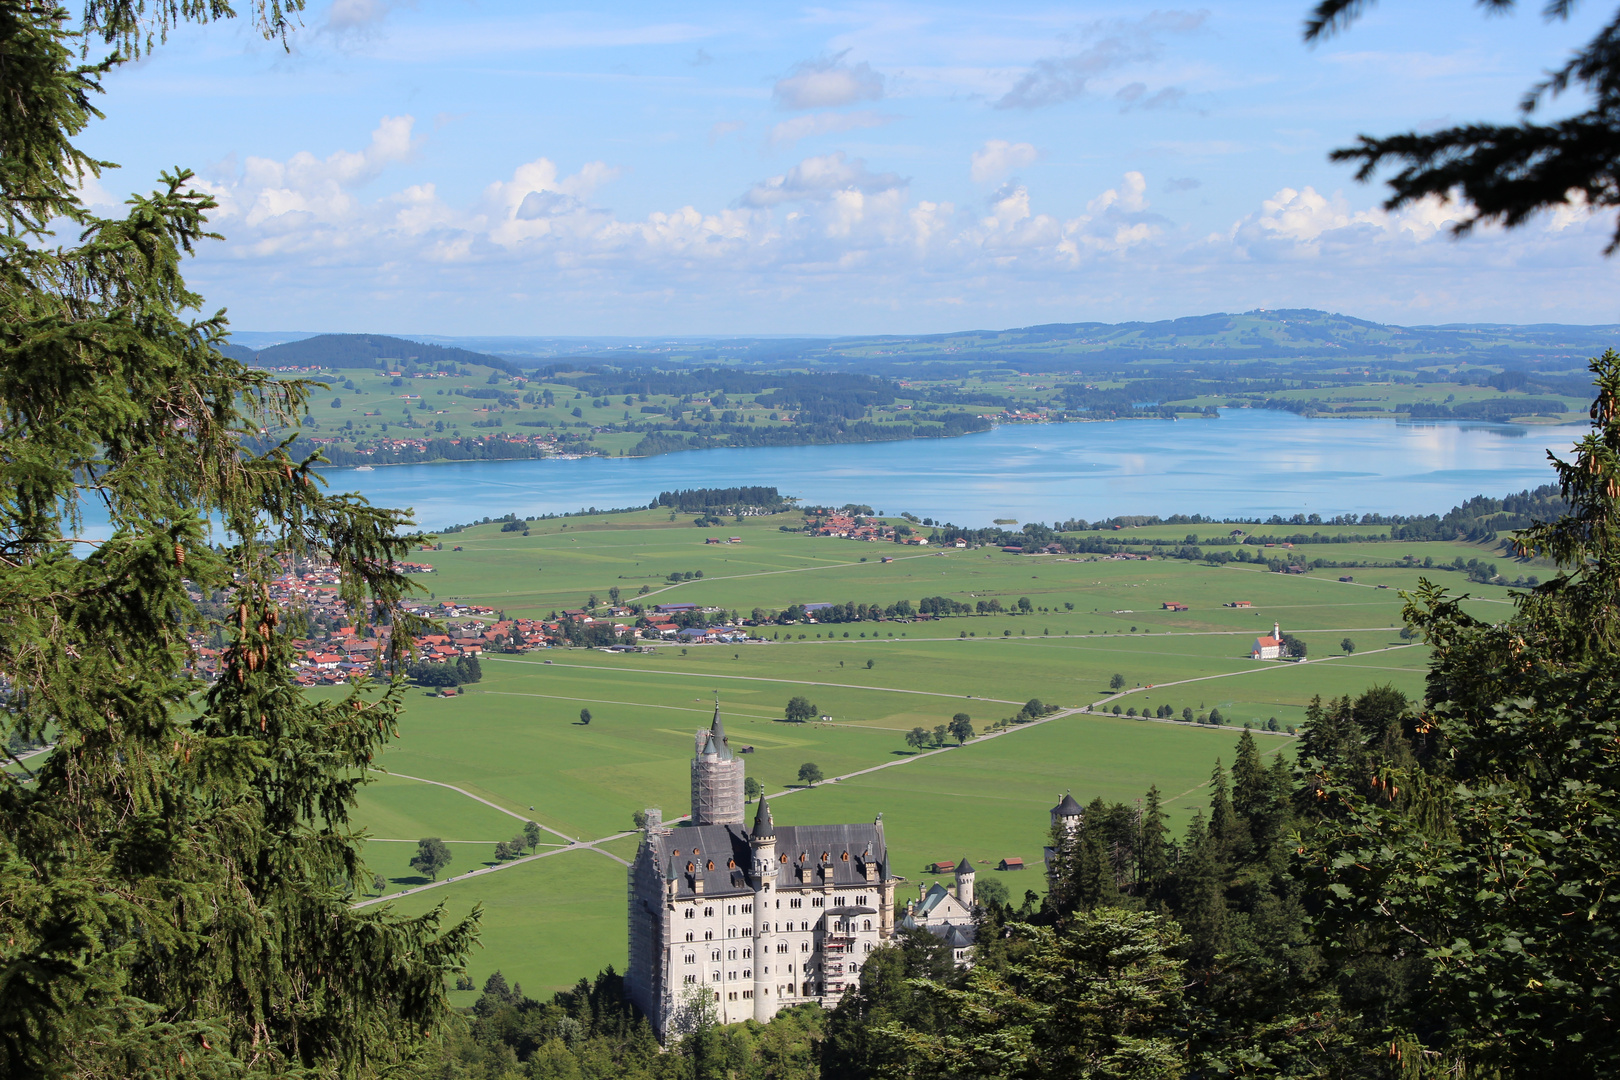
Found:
215,115 -> 420,231
773,53 -> 886,110
740,152 -> 906,208
970,140 -> 1038,183
1087,171 -> 1148,215
189,119 -> 1620,333
768,110 -> 893,148
708,121 -> 746,145
995,12 -> 1206,110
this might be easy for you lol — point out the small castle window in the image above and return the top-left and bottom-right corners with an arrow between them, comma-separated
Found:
727,859 -> 736,869
687,862 -> 695,873
742,904 -> 752,913
841,851 -> 849,861
707,860 -> 715,871
821,852 -> 830,861
704,907 -> 714,916
684,908 -> 695,919
779,854 -> 788,863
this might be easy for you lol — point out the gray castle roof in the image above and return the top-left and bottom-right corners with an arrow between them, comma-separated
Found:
1052,792 -> 1084,817
955,856 -> 974,875
640,820 -> 886,901
707,705 -> 733,760
753,795 -> 774,837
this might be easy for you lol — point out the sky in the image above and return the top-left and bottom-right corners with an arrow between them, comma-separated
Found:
74,0 -> 1620,336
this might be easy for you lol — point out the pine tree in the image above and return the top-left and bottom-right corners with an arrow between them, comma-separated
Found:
1207,759 -> 1244,860
0,5 -> 476,1075
1230,729 -> 1266,821
1303,352 -> 1620,1073
1172,811 -> 1227,965
1075,797 -> 1121,909
1138,785 -> 1170,895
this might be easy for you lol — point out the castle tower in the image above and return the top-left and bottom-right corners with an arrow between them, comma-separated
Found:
691,703 -> 745,826
1050,792 -> 1084,837
750,796 -> 778,1023
954,856 -> 975,907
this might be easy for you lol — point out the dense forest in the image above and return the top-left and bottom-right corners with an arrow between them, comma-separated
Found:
653,487 -> 791,512
239,332 -> 526,375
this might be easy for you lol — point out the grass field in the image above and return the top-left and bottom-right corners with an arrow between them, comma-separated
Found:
336,507 -> 1509,992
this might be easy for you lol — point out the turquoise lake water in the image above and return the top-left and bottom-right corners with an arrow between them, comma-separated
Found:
314,410 -> 1588,529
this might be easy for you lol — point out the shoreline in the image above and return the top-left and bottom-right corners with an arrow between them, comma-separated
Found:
303,410 -> 1562,472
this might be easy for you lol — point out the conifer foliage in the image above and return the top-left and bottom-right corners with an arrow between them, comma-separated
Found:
0,3 -> 476,1076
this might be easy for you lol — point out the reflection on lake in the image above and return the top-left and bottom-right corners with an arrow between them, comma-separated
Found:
316,410 -> 1585,529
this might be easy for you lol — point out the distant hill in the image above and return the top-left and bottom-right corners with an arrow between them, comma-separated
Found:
222,312 -> 1620,378
235,333 -> 523,375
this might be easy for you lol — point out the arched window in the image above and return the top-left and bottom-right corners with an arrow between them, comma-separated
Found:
864,919 -> 872,931
707,860 -> 715,871
841,851 -> 849,861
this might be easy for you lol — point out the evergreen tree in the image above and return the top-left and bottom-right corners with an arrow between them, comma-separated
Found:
1137,785 -> 1170,895
1206,759 -> 1244,860
1074,797 -> 1121,909
1303,350 -> 1620,1073
0,4 -> 476,1076
1173,811 -> 1227,965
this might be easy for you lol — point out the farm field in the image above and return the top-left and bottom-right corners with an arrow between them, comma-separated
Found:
340,508 -> 1513,993
380,847 -> 631,1003
417,508 -> 1523,629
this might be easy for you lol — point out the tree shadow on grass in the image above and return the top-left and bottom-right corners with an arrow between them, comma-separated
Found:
392,875 -> 431,888
890,750 -> 919,757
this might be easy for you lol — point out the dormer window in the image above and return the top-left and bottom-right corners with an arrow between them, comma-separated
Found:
707,860 -> 715,871
841,851 -> 849,861
687,862 -> 696,873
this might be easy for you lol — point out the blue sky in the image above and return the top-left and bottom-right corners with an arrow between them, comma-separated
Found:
77,0 -> 1620,335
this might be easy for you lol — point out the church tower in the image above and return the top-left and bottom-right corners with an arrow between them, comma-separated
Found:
691,703 -> 745,826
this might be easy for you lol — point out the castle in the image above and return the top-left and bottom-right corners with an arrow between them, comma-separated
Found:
626,707 -> 897,1038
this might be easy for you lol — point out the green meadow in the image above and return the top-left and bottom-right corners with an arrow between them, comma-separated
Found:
348,508 -> 1519,991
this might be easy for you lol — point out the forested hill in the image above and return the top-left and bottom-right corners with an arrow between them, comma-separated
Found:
338,310 -> 1620,375
227,333 -> 523,375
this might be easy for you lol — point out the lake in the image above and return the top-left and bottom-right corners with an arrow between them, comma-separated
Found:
315,410 -> 1587,529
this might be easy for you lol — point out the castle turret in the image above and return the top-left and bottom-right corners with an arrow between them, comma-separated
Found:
691,703 -> 745,825
750,796 -> 778,1022
954,856 -> 975,907
1050,792 -> 1084,837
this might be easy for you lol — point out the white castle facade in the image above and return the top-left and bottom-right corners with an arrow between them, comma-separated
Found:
626,708 -> 897,1038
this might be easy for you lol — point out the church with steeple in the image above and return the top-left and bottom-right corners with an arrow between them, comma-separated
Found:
625,706 -> 896,1039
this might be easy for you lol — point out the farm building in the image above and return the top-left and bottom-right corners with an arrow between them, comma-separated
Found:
1228,600 -> 1252,608
1162,601 -> 1188,611
998,857 -> 1025,871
